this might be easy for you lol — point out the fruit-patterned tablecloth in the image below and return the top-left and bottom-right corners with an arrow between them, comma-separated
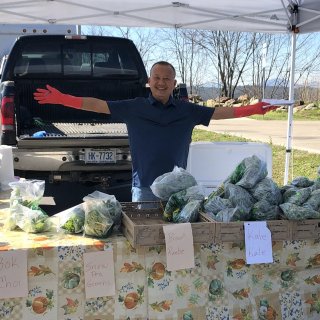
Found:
1,191 -> 320,320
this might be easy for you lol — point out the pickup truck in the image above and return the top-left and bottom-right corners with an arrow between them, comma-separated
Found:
0,34 -> 149,212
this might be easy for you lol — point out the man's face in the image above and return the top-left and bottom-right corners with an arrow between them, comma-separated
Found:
148,64 -> 177,104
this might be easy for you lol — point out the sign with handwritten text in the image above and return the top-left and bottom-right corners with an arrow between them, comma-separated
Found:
83,249 -> 115,298
163,223 -> 195,271
244,221 -> 273,264
0,249 -> 28,299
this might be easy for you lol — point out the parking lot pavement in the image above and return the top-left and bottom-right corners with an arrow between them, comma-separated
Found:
197,118 -> 320,154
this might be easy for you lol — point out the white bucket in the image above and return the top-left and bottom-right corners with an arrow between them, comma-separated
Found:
0,145 -> 15,191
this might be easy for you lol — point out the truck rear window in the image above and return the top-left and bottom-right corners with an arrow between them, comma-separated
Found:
13,41 -> 139,78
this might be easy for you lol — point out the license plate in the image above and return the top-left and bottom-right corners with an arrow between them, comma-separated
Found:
85,149 -> 116,163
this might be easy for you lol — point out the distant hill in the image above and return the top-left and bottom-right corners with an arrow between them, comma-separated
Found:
190,85 -> 312,101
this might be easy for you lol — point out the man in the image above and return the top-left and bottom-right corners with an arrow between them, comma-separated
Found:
34,61 -> 276,201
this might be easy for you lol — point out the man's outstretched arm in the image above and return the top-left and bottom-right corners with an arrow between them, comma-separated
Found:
212,101 -> 278,120
33,84 -> 110,114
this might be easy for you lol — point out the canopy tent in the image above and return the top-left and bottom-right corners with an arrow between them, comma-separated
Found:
1,0 -> 320,183
0,0 -> 319,33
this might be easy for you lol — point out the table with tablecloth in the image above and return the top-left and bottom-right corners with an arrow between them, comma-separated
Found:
0,191 -> 320,320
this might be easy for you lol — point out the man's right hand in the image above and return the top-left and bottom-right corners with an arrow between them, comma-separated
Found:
33,85 -> 83,109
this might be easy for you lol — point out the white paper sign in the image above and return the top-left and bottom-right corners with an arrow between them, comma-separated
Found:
163,223 -> 195,271
83,249 -> 115,298
0,250 -> 28,299
244,221 -> 273,264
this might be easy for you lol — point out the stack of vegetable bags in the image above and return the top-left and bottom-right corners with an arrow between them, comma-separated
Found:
279,175 -> 320,220
204,155 -> 320,222
151,166 -> 205,223
204,155 -> 283,222
7,179 -> 52,233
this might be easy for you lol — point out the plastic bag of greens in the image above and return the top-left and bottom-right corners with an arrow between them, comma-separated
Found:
224,183 -> 254,219
312,177 -> 320,191
83,191 -> 122,229
204,196 -> 232,216
290,176 -> 314,188
58,203 -> 85,234
214,207 -> 243,222
280,202 -> 320,220
226,155 -> 268,189
12,203 -> 51,233
7,179 -> 46,231
286,187 -> 312,206
83,191 -> 122,237
163,185 -> 204,221
249,177 -> 282,205
150,166 -> 197,200
172,200 -> 202,223
251,199 -> 280,220
302,189 -> 320,211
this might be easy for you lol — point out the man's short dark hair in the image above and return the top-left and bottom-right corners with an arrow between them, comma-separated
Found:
150,61 -> 176,77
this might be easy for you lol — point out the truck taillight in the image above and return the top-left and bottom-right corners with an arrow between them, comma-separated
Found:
1,96 -> 14,129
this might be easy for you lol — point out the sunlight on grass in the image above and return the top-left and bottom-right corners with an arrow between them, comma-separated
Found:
192,129 -> 320,187
250,109 -> 320,121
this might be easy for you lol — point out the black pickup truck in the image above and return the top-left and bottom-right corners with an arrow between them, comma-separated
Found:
0,34 -> 149,212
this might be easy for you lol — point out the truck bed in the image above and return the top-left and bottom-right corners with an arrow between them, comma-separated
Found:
18,122 -> 129,148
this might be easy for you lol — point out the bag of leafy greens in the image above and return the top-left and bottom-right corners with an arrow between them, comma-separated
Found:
150,166 -> 197,200
58,203 -> 85,234
7,179 -> 49,232
83,191 -> 122,238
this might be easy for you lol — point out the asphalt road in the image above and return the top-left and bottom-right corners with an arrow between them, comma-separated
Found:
197,118 -> 320,154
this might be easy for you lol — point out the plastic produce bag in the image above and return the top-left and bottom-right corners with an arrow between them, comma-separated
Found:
83,191 -> 122,229
58,204 -> 85,234
7,179 -> 49,231
286,187 -> 312,206
290,176 -> 314,188
12,203 -> 52,233
83,191 -> 122,237
150,166 -> 197,200
249,177 -> 282,205
214,207 -> 243,222
172,199 -> 202,223
163,185 -> 204,221
251,199 -> 280,220
280,202 -> 320,220
226,155 -> 268,189
302,189 -> 320,211
204,196 -> 232,216
224,183 -> 254,219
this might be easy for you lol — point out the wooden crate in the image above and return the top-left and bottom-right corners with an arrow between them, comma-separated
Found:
291,219 -> 320,240
121,202 -> 215,248
202,213 -> 291,243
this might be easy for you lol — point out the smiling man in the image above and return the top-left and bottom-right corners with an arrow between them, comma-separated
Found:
34,61 -> 276,201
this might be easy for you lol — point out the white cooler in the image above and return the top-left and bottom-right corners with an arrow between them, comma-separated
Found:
186,142 -> 272,196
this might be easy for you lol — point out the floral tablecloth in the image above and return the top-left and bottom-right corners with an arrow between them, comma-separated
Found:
0,191 -> 320,320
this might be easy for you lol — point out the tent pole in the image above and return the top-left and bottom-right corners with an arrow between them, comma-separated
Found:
284,32 -> 296,185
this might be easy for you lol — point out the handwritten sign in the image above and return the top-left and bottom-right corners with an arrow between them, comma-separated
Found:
163,223 -> 195,271
0,249 -> 28,299
244,221 -> 273,264
83,249 -> 115,298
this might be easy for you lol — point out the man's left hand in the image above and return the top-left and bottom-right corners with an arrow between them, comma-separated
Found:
234,102 -> 278,118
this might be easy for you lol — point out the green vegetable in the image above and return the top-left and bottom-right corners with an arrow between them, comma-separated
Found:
60,208 -> 85,234
84,209 -> 113,238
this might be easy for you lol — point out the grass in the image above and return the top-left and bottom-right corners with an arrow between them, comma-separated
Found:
192,128 -> 320,187
250,109 -> 320,120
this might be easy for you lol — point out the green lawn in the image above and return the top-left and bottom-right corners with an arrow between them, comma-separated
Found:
192,129 -> 320,187
250,109 -> 320,120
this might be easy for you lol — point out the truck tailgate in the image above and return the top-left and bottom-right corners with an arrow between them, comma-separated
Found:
18,122 -> 129,148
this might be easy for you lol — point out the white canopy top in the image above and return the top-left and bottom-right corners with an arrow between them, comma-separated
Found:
0,0 -> 319,34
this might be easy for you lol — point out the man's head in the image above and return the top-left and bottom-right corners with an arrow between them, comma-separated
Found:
148,61 -> 177,105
